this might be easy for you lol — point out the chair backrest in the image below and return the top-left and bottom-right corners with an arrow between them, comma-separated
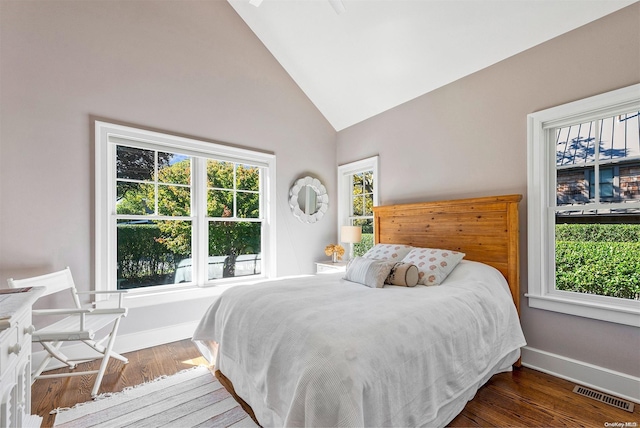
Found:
7,267 -> 82,308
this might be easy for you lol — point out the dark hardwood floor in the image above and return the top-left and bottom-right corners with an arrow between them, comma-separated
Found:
32,339 -> 639,427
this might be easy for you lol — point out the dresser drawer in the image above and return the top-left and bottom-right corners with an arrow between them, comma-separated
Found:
0,325 -> 20,373
14,309 -> 34,349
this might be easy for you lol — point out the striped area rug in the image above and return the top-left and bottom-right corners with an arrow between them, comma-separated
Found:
53,366 -> 257,428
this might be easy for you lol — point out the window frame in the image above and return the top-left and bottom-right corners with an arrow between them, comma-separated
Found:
95,121 -> 276,303
337,156 -> 379,247
526,84 -> 640,327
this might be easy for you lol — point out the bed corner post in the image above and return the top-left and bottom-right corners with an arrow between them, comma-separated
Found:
506,194 -> 523,368
373,209 -> 381,245
506,195 -> 522,317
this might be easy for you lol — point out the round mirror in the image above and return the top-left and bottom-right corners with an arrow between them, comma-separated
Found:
289,176 -> 328,223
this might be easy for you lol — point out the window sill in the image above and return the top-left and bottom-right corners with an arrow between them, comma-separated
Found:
526,293 -> 640,327
95,276 -> 269,310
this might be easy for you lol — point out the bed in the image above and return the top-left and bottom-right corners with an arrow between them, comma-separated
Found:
193,194 -> 526,427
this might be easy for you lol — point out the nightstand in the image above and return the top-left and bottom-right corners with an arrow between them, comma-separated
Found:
315,261 -> 348,274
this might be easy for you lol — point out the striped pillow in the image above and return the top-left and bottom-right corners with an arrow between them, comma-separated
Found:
343,257 -> 396,288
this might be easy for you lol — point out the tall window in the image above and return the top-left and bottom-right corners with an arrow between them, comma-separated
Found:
338,156 -> 379,256
527,84 -> 640,326
96,121 -> 276,294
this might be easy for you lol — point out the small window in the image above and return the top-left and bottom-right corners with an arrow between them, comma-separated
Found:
338,156 -> 379,256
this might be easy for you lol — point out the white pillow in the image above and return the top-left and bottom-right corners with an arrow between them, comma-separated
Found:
343,257 -> 396,288
361,244 -> 413,261
401,248 -> 465,285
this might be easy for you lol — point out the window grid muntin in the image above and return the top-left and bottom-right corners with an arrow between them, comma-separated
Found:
112,142 -> 265,290
526,84 -> 640,326
551,109 -> 640,301
349,170 -> 374,218
348,169 -> 375,257
553,109 -> 640,211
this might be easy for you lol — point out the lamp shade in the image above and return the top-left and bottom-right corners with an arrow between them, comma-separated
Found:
341,225 -> 362,244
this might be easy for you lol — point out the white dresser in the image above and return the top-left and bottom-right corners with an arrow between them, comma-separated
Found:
0,287 -> 44,428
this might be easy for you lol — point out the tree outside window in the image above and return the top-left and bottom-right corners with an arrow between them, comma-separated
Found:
115,147 -> 263,289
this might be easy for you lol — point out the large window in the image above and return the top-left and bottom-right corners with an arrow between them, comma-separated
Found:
338,156 -> 379,256
527,84 -> 640,326
96,121 -> 276,295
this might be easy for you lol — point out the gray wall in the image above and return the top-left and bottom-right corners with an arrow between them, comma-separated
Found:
337,3 -> 640,377
0,1 -> 336,334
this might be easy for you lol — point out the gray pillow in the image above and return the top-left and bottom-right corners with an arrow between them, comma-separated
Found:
343,257 -> 396,288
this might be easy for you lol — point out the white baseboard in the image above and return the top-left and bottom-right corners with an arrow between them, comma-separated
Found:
31,320 -> 200,372
521,346 -> 640,404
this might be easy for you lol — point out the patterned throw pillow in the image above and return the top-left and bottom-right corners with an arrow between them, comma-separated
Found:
343,257 -> 396,288
401,248 -> 465,286
361,244 -> 413,261
386,262 -> 419,287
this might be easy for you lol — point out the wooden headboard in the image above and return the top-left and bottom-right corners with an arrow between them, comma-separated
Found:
373,194 -> 522,314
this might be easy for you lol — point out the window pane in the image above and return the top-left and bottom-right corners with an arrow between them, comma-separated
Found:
599,113 -> 640,161
601,168 -> 614,199
116,182 -> 154,215
237,191 -> 259,218
555,214 -> 639,300
363,171 -> 373,193
620,164 -> 640,201
557,169 -> 588,206
364,194 -> 373,216
237,164 -> 260,191
116,146 -> 155,181
208,190 -> 234,217
208,160 -> 234,189
158,153 -> 190,185
208,221 -> 261,279
158,184 -> 191,216
556,110 -> 640,206
586,168 -> 615,201
353,195 -> 364,216
117,220 -> 191,289
352,173 -> 363,195
556,121 -> 596,166
352,218 -> 374,257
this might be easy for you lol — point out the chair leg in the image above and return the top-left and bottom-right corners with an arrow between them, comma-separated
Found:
91,317 -> 123,398
32,352 -> 53,384
37,341 -> 77,372
82,339 -> 129,364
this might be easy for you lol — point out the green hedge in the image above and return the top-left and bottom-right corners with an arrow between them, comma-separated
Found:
555,224 -> 639,300
117,224 -> 180,287
353,233 -> 374,257
556,223 -> 640,242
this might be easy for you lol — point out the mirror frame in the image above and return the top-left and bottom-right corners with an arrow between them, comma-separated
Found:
289,176 -> 328,223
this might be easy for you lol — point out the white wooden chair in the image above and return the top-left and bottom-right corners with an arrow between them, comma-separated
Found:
7,267 -> 129,398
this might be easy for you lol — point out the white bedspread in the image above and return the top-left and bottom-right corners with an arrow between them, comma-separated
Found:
193,260 -> 526,427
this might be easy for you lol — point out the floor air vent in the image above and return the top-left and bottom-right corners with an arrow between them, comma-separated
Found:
572,385 -> 634,412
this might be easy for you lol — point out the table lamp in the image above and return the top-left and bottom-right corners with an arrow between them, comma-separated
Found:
341,225 -> 362,260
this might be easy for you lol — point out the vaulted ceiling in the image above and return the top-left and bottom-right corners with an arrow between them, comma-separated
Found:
229,0 -> 636,131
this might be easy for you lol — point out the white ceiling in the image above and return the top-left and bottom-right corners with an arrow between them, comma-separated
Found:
229,0 -> 637,131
